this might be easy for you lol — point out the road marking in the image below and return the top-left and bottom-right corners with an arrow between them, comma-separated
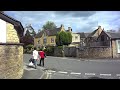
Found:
49,70 -> 56,73
39,71 -> 45,79
58,71 -> 68,74
47,72 -> 52,74
100,74 -> 111,76
70,72 -> 81,75
61,58 -> 67,59
45,71 -> 49,79
85,73 -> 96,75
116,74 -> 120,76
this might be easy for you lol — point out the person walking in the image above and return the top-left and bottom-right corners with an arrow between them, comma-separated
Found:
38,49 -> 46,67
32,47 -> 39,69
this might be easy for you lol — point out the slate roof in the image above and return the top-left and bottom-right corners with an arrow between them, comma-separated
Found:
87,30 -> 97,37
106,32 -> 120,39
77,32 -> 91,38
0,12 -> 24,37
35,27 -> 61,38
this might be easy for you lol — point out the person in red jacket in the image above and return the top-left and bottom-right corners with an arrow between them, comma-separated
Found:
38,49 -> 46,67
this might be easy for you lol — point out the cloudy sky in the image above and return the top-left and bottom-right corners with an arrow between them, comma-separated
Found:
4,11 -> 120,33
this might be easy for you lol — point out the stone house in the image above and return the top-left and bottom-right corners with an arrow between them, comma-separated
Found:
85,26 -> 103,47
0,12 -> 24,79
97,30 -> 120,58
34,24 -> 80,48
77,26 -> 120,59
77,32 -> 90,46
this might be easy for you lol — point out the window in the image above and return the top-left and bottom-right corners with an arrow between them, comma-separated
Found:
75,36 -> 78,40
43,38 -> 47,44
51,38 -> 54,43
38,40 -> 40,44
117,40 -> 120,53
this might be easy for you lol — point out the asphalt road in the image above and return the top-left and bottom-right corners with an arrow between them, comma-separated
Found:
23,54 -> 120,79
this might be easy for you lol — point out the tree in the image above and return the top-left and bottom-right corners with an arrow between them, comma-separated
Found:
42,21 -> 57,30
20,30 -> 34,47
56,31 -> 72,46
66,32 -> 72,45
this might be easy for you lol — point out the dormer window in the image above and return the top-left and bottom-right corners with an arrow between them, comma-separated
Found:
38,40 -> 40,44
75,36 -> 78,40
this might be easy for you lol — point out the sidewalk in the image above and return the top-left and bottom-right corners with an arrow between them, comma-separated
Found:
21,63 -> 47,79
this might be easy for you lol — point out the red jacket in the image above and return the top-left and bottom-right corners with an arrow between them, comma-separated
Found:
39,51 -> 45,58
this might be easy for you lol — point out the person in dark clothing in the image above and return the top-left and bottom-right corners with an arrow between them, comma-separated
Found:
38,49 -> 46,67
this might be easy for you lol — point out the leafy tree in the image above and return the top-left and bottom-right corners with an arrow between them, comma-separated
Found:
56,31 -> 72,46
20,30 -> 34,47
66,32 -> 72,45
42,21 -> 57,30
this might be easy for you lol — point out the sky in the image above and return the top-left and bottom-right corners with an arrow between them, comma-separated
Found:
4,11 -> 120,33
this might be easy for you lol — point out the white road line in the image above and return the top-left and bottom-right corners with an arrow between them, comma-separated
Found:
70,72 -> 81,75
49,70 -> 56,73
85,73 -> 96,75
58,71 -> 68,74
100,74 -> 111,76
47,72 -> 52,74
39,72 -> 45,79
116,74 -> 120,76
61,58 -> 67,59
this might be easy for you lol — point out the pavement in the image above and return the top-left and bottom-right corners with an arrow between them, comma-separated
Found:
21,63 -> 49,79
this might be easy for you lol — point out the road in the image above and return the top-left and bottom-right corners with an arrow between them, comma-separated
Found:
24,54 -> 120,79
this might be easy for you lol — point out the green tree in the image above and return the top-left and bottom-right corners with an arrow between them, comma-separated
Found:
56,31 -> 72,46
42,21 -> 57,30
66,32 -> 72,45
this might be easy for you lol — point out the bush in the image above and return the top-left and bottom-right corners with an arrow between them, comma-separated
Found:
24,44 -> 34,54
44,46 -> 54,56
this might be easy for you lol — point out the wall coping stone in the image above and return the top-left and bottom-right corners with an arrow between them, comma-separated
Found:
0,43 -> 24,45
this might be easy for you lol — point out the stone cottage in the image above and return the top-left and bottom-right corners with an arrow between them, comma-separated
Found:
97,30 -> 120,58
0,12 -> 24,79
77,26 -> 120,59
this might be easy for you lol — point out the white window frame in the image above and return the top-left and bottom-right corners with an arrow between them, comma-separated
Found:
51,38 -> 54,43
116,40 -> 120,53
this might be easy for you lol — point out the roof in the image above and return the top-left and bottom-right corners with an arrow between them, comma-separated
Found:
84,33 -> 91,38
77,32 -> 90,38
106,32 -> 120,39
35,27 -> 61,38
0,12 -> 24,37
87,30 -> 97,37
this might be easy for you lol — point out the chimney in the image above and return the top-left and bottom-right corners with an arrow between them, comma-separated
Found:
61,24 -> 64,28
60,24 -> 65,31
98,26 -> 103,35
98,26 -> 101,29
68,27 -> 72,32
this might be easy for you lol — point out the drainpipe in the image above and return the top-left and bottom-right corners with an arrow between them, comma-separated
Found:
111,39 -> 113,58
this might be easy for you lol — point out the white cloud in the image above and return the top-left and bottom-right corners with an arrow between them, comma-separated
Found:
4,11 -> 120,33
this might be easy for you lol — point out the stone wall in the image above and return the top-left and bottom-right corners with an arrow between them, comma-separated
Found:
77,46 -> 112,59
54,46 -> 76,57
64,47 -> 76,57
6,23 -> 19,43
0,44 -> 23,79
54,47 -> 63,57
